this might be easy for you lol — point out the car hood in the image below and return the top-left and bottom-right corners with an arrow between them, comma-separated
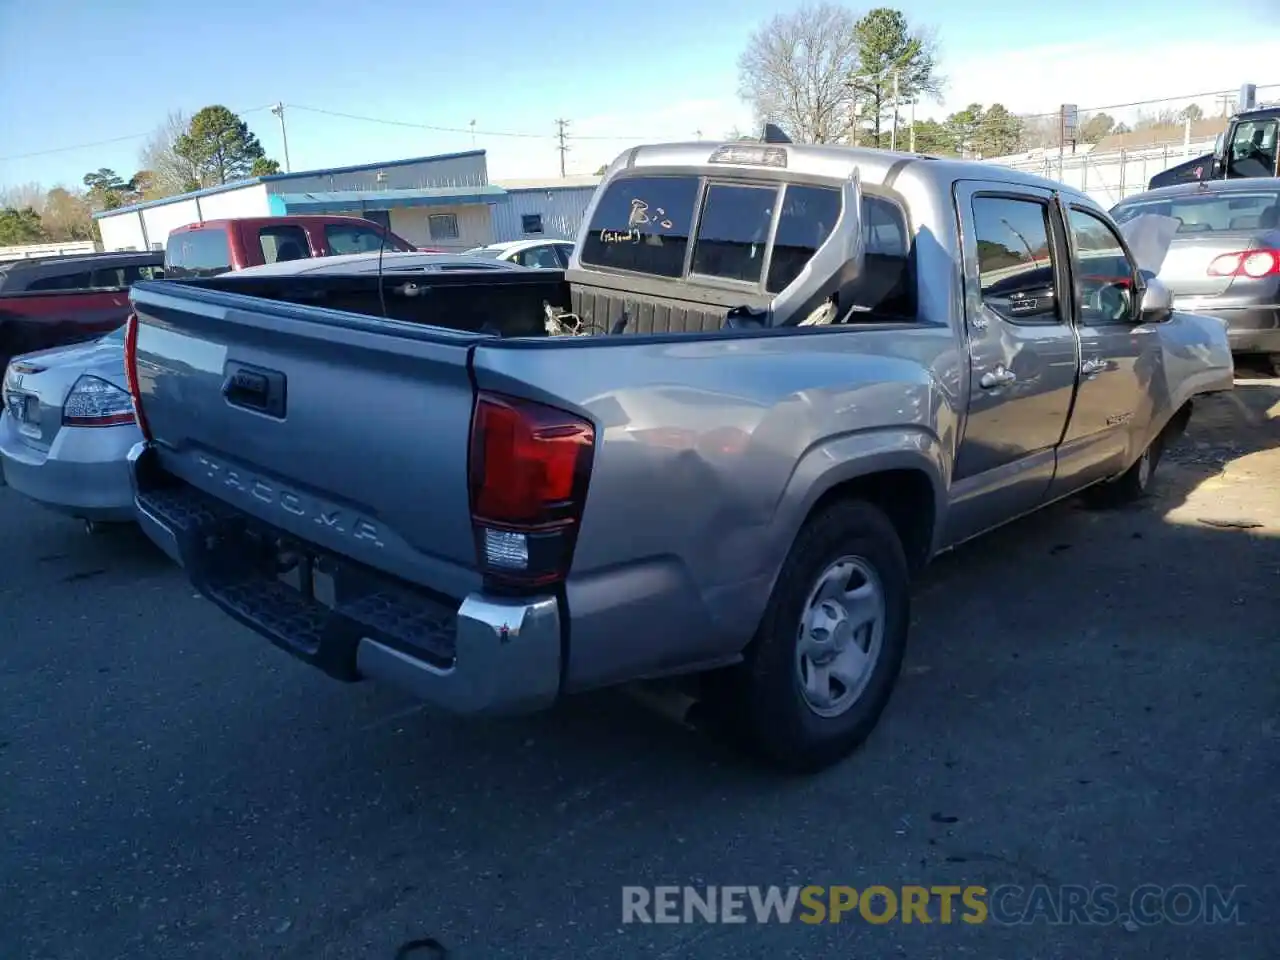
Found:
4,337 -> 126,408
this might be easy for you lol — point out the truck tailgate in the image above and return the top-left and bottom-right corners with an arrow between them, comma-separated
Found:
131,282 -> 485,600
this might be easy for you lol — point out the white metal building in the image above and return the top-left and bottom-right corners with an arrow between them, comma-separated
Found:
0,239 -> 101,262
489,175 -> 601,242
95,153 -> 602,253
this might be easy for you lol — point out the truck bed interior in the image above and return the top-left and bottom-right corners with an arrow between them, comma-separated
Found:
191,253 -> 914,339
195,271 -> 567,339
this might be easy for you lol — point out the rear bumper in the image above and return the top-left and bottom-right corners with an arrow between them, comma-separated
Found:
128,442 -> 562,716
0,413 -> 138,521
1174,300 -> 1280,354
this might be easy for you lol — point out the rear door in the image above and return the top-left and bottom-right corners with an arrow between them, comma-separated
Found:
256,224 -> 311,264
323,222 -> 395,257
1051,202 -> 1163,493
946,181 -> 1081,544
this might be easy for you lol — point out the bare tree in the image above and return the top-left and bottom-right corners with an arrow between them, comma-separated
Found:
138,111 -> 202,198
0,182 -> 47,213
737,2 -> 863,144
42,187 -> 96,241
1016,114 -> 1059,150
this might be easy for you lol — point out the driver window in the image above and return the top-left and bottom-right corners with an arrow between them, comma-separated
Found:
971,195 -> 1061,324
1066,208 -> 1137,324
1227,119 -> 1278,179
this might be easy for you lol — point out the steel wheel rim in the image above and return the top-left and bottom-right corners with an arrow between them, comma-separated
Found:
794,555 -> 886,719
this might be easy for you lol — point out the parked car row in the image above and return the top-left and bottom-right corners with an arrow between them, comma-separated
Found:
1,215 -> 578,521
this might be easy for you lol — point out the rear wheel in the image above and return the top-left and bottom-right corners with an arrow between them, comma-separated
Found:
728,500 -> 911,773
1268,354 -> 1280,378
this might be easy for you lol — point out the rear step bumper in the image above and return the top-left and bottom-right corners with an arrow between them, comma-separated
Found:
127,442 -> 562,716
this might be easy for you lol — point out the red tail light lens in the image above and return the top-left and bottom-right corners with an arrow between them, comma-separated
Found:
121,311 -> 152,441
468,391 -> 595,588
1207,249 -> 1280,278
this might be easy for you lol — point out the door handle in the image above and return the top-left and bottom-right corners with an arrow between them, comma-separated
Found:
1081,358 -> 1107,376
979,366 -> 1017,389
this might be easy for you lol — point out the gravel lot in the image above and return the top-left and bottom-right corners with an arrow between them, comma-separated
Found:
2,374 -> 1278,960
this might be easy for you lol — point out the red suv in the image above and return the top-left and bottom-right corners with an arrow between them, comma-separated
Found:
164,215 -> 416,278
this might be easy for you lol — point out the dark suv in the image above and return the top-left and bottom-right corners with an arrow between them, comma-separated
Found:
0,250 -> 165,373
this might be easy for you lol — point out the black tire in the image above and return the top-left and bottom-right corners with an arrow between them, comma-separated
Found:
1268,354 -> 1280,378
1083,436 -> 1163,509
729,499 -> 911,774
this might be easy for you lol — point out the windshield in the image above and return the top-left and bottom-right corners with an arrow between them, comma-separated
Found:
1112,190 -> 1280,233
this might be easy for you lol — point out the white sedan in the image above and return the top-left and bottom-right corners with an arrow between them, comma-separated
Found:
463,239 -> 574,269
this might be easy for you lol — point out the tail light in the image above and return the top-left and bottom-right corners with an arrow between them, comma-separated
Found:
62,375 -> 135,427
121,311 -> 152,440
1207,249 -> 1280,279
468,391 -> 595,589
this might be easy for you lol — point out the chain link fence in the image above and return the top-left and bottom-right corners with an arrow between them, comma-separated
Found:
973,83 -> 1280,209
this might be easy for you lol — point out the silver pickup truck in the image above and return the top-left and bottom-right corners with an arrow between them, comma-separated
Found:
123,140 -> 1233,771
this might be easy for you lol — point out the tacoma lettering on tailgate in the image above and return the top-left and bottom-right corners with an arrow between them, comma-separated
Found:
195,453 -> 384,548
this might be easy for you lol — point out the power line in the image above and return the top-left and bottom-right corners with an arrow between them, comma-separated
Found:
286,103 -> 663,141
287,104 -> 552,139
0,104 -> 275,163
7,82 -> 1279,165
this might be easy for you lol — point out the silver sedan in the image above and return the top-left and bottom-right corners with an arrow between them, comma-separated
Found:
0,326 -> 141,527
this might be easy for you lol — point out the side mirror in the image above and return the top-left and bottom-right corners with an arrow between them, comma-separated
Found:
1139,275 -> 1174,322
1212,132 -> 1226,162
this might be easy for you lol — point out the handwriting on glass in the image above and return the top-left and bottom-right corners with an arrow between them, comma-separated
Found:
628,199 -> 673,230
601,199 -> 675,244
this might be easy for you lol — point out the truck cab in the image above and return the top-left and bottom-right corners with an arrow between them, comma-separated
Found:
1217,107 -> 1280,180
1149,105 -> 1279,189
163,215 -> 417,279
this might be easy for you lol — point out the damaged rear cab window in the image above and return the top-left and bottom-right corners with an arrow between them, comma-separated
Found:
580,174 -> 847,294
579,176 -> 700,277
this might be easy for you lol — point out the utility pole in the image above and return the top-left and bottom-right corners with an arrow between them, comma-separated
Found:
469,120 -> 476,148
889,71 -> 900,151
1215,92 -> 1233,118
270,102 -> 292,173
555,118 -> 571,178
909,96 -> 916,153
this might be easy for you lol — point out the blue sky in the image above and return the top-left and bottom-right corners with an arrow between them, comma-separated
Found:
1,0 -> 1277,191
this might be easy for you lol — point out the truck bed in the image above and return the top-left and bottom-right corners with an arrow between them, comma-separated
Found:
194,269 -> 568,339
179,259 -> 910,340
